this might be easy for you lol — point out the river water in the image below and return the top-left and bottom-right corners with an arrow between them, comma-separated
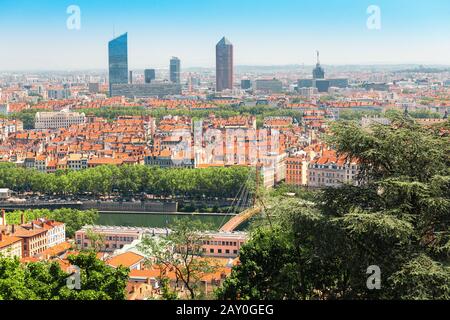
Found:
98,212 -> 233,230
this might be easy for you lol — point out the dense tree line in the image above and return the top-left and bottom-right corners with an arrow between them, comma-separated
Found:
339,108 -> 443,121
218,117 -> 450,300
5,209 -> 98,238
0,252 -> 128,300
0,164 -> 251,200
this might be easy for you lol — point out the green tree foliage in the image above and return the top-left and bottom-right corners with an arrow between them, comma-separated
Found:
5,209 -> 98,238
0,252 -> 128,300
0,164 -> 251,200
139,219 -> 217,300
218,117 -> 450,300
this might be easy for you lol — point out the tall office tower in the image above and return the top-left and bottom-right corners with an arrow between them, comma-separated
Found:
144,69 -> 156,84
241,79 -> 251,90
313,50 -> 325,79
170,57 -> 181,84
129,71 -> 133,84
108,33 -> 128,95
216,37 -> 233,92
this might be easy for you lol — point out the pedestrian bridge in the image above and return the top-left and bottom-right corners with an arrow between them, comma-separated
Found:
220,206 -> 261,232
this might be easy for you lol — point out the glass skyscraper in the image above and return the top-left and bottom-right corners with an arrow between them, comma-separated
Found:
144,69 -> 156,84
216,37 -> 233,92
108,33 -> 128,95
170,57 -> 181,84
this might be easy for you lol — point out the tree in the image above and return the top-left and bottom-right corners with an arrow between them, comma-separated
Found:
0,252 -> 128,300
217,226 -> 300,300
85,228 -> 107,252
218,117 -> 450,300
60,252 -> 129,300
0,163 -> 251,200
138,219 -> 217,299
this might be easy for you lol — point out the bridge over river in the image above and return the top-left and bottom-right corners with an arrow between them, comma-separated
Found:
220,206 -> 261,232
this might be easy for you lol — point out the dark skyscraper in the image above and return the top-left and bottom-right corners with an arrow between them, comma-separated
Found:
313,50 -> 325,79
241,79 -> 251,90
108,33 -> 128,95
170,57 -> 181,84
144,69 -> 156,84
216,37 -> 233,92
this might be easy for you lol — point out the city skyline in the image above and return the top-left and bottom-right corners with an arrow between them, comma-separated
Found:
1,0 -> 450,70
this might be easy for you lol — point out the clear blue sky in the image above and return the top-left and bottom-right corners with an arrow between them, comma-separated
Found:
0,0 -> 449,70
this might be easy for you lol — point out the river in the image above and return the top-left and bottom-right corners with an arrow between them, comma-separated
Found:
98,212 -> 233,230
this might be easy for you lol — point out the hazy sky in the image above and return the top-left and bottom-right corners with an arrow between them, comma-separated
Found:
1,0 -> 450,70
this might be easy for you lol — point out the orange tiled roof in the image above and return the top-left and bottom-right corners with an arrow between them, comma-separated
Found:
107,252 -> 145,268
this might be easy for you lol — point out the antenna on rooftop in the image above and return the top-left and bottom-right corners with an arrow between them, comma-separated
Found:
316,50 -> 320,65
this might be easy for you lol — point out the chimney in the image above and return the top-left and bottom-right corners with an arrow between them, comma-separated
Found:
21,213 -> 25,225
1,209 -> 5,226
11,224 -> 15,234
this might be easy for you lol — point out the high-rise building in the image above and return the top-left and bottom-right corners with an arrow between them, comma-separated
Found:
108,33 -> 128,95
129,71 -> 133,84
144,69 -> 156,84
170,57 -> 181,84
315,80 -> 330,93
312,51 -> 325,79
254,79 -> 283,93
47,88 -> 71,100
241,79 -> 251,90
328,78 -> 349,88
297,79 -> 314,88
216,37 -> 233,92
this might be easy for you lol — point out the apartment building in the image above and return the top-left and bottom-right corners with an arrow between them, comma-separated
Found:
0,119 -> 23,142
0,211 -> 66,258
13,226 -> 48,257
0,231 -> 23,258
35,111 -> 86,129
285,156 -> 309,186
67,154 -> 88,170
308,151 -> 360,188
34,155 -> 47,172
75,226 -> 169,252
29,219 -> 66,248
201,232 -> 248,258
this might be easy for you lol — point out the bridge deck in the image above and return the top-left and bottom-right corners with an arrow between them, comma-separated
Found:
220,206 -> 261,232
